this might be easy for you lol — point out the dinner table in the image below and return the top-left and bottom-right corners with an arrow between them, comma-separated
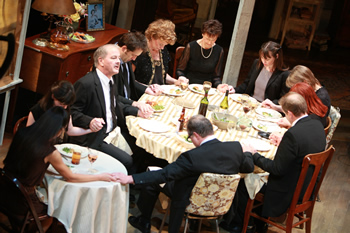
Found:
126,84 -> 284,166
42,144 -> 129,233
126,84 -> 286,198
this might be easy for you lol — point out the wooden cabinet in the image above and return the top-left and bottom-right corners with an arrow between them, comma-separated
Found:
280,0 -> 321,50
20,24 -> 128,94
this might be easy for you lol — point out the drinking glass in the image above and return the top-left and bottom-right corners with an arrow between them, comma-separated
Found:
87,148 -> 98,173
180,82 -> 188,91
203,81 -> 212,92
71,150 -> 81,165
242,101 -> 251,116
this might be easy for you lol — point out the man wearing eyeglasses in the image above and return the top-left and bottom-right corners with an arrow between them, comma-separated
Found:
113,114 -> 255,233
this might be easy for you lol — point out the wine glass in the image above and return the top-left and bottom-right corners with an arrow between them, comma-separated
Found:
87,148 -> 98,173
203,81 -> 212,92
180,82 -> 188,91
242,101 -> 251,116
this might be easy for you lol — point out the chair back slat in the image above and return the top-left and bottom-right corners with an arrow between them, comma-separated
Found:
185,173 -> 240,216
173,46 -> 185,78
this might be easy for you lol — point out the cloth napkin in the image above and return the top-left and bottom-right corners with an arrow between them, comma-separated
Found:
104,126 -> 133,155
244,172 -> 269,199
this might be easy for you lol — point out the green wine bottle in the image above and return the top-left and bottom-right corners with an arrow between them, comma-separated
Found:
220,90 -> 229,112
198,89 -> 209,117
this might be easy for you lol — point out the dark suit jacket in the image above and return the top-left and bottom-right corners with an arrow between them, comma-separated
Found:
253,116 -> 326,217
133,139 -> 254,233
235,59 -> 290,103
70,70 -> 134,148
116,61 -> 147,101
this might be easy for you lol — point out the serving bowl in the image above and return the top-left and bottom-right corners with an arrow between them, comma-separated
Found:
211,112 -> 238,130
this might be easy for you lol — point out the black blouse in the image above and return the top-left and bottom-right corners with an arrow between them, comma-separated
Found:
133,47 -> 171,85
176,41 -> 224,88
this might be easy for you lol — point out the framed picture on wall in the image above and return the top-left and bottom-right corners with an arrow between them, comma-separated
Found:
86,1 -> 105,31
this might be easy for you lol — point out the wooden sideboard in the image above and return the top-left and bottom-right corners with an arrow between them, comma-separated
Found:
19,24 -> 128,94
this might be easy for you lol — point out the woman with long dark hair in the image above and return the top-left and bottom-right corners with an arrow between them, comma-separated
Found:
233,41 -> 290,103
1,107 -> 116,231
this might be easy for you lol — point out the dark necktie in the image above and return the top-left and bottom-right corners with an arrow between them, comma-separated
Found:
122,63 -> 130,98
109,80 -> 117,129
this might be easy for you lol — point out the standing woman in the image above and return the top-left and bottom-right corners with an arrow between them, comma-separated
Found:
1,107 -> 116,232
176,19 -> 226,89
133,19 -> 188,85
27,80 -> 98,136
233,41 -> 290,103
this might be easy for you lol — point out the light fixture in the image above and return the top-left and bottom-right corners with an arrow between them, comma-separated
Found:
31,0 -> 76,41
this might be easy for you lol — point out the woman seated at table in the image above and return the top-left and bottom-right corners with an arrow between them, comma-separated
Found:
286,65 -> 331,115
133,19 -> 188,86
26,80 -> 97,137
0,106 -> 116,232
266,82 -> 328,129
176,19 -> 228,90
232,41 -> 290,103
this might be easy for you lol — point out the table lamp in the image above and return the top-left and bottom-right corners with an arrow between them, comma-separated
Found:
32,0 -> 76,43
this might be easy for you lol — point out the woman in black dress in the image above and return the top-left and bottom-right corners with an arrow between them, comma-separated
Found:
1,107 -> 116,231
27,80 -> 97,137
133,19 -> 188,85
176,19 -> 227,90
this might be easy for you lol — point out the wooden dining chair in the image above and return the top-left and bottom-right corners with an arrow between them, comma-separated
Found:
155,0 -> 198,41
158,173 -> 241,233
0,168 -> 49,233
173,46 -> 185,78
242,145 -> 335,233
13,116 -> 28,135
324,116 -> 331,136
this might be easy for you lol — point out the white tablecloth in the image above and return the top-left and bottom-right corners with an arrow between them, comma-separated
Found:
45,147 -> 129,233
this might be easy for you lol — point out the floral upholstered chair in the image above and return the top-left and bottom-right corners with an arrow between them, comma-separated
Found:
184,173 -> 241,233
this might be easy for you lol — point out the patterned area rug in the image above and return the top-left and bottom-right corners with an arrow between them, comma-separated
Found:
238,50 -> 350,111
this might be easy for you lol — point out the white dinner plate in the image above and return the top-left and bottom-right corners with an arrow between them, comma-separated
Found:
229,94 -> 256,103
253,121 -> 281,133
255,107 -> 282,119
241,139 -> 271,151
161,85 -> 186,96
172,97 -> 196,109
55,143 -> 88,159
138,119 -> 171,133
188,84 -> 216,95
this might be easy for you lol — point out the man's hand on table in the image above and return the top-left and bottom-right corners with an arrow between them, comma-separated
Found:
136,102 -> 154,118
89,118 -> 105,132
269,132 -> 283,146
241,141 -> 257,154
217,84 -> 235,94
112,172 -> 134,185
145,84 -> 163,96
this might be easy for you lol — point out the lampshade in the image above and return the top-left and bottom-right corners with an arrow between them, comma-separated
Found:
32,0 -> 76,15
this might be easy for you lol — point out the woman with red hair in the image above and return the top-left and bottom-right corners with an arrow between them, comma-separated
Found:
263,82 -> 328,129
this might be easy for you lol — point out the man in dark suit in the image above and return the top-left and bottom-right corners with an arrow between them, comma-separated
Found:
116,31 -> 162,103
113,115 -> 255,233
70,44 -> 153,172
222,92 -> 326,233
